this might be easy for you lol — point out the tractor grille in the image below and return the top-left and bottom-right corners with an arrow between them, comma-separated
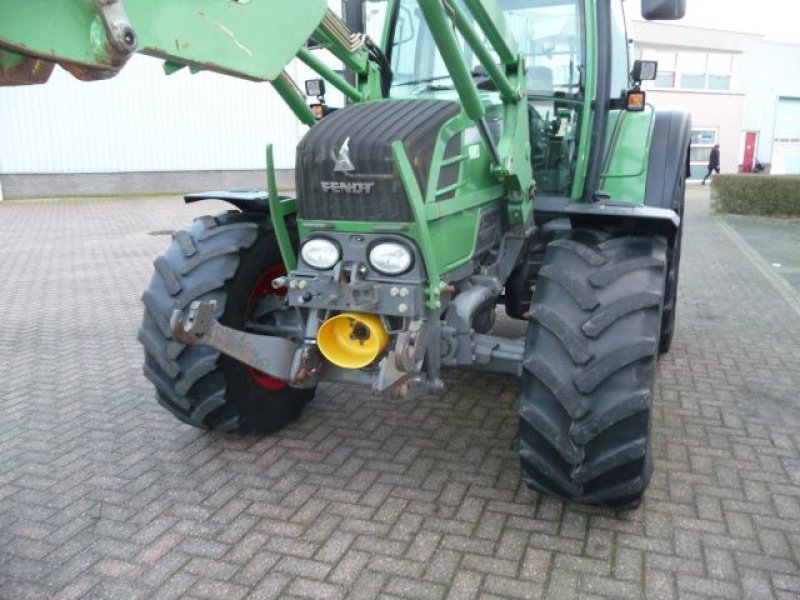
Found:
296,99 -> 460,222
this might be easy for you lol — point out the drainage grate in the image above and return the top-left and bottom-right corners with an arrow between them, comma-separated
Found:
148,229 -> 175,236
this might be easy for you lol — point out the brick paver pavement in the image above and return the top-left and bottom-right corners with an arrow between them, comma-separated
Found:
1,188 -> 799,599
720,213 -> 800,292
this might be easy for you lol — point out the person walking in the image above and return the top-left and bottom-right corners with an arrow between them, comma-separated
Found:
702,144 -> 720,185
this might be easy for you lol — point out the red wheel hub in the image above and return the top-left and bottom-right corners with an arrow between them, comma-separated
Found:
247,264 -> 288,390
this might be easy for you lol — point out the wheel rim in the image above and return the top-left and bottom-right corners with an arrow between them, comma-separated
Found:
246,264 -> 288,390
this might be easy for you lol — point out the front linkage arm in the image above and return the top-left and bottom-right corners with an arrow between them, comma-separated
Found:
170,300 -> 301,384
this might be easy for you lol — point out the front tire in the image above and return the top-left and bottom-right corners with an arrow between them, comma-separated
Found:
139,211 -> 314,433
519,230 -> 667,509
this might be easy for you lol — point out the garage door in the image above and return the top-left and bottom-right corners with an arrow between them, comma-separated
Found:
772,97 -> 800,174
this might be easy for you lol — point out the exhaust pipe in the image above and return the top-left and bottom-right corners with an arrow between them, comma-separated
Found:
317,312 -> 389,369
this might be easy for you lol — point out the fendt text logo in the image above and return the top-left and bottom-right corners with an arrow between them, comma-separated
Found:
320,181 -> 376,194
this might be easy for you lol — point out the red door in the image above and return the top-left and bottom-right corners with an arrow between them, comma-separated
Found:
742,131 -> 757,172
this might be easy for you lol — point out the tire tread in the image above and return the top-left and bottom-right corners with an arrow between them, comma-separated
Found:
519,230 -> 666,508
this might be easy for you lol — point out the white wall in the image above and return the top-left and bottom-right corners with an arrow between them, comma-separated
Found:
646,89 -> 745,177
0,55 -> 310,174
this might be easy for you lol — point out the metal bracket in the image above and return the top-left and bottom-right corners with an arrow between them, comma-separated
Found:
373,351 -> 412,395
289,344 -> 324,388
394,321 -> 424,370
472,333 -> 524,375
170,300 -> 299,382
93,0 -> 138,64
0,51 -> 56,86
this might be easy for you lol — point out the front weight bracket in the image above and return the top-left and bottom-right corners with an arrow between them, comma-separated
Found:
170,300 -> 300,383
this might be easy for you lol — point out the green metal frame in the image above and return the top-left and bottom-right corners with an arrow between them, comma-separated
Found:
598,107 -> 655,204
265,145 -> 298,271
392,141 -> 441,308
271,72 -> 317,127
571,0 -> 597,199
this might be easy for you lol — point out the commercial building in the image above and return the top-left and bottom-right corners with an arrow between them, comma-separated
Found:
631,20 -> 800,178
740,39 -> 800,175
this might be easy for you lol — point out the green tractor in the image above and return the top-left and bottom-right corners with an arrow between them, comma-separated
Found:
0,0 -> 690,508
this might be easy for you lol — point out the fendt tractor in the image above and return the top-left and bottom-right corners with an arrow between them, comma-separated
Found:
1,0 -> 691,508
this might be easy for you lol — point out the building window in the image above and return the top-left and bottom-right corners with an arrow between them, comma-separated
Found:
656,71 -> 676,88
638,49 -> 676,88
707,54 -> 732,90
679,52 -> 707,90
688,128 -> 718,179
640,49 -> 732,92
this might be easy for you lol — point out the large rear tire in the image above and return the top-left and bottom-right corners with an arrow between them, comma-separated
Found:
139,211 -> 314,433
519,229 -> 667,509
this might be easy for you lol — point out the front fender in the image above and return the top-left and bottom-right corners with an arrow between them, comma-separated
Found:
597,107 -> 654,205
644,109 -> 692,212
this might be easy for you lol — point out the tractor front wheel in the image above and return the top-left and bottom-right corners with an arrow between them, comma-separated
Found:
519,229 -> 667,509
139,211 -> 314,433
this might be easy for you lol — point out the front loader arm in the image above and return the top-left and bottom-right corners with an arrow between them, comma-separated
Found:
416,0 -> 533,221
0,0 -> 386,124
0,0 -> 327,82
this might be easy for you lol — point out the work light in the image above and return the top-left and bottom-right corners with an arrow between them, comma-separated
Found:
300,238 -> 340,270
368,242 -> 413,275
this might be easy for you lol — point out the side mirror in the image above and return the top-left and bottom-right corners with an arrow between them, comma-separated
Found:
625,60 -> 658,112
631,60 -> 658,83
641,0 -> 686,20
305,78 -> 326,98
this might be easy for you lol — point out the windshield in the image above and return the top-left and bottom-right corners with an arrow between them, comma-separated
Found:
389,0 -> 584,96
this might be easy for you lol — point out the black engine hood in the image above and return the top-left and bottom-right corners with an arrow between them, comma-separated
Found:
295,99 -> 460,222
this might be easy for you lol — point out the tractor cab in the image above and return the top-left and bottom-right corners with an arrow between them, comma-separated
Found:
355,0 -> 678,202
385,0 -> 586,195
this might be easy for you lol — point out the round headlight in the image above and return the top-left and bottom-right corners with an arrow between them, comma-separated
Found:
369,242 -> 413,275
301,238 -> 340,270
